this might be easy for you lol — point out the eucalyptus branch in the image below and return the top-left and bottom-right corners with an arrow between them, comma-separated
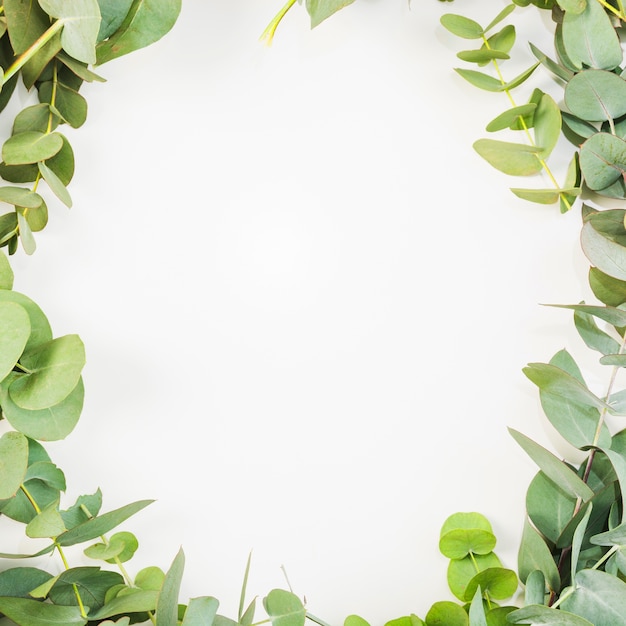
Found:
260,0 -> 298,45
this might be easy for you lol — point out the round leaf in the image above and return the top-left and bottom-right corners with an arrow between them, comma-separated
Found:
463,567 -> 518,602
0,301 -> 30,382
580,133 -> 626,191
9,334 -> 86,410
0,289 -> 52,351
447,552 -> 501,601
424,601 -> 468,626
2,131 -> 64,165
565,70 -> 626,122
439,528 -> 496,560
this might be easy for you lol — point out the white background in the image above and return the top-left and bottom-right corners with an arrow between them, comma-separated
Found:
1,1 -> 614,624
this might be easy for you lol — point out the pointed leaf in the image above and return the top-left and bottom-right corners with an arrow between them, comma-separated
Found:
474,139 -> 542,175
440,14 -> 484,39
518,518 -> 560,591
486,104 -> 537,132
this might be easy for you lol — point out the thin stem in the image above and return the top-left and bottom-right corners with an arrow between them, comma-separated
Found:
4,20 -> 64,84
482,35 -> 571,210
597,0 -> 626,21
591,545 -> 618,571
20,485 -> 41,514
306,613 -> 334,626
260,0 -> 298,45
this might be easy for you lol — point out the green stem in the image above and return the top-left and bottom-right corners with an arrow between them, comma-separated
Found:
591,545 -> 619,571
597,0 -> 626,21
13,362 -> 33,375
4,20 -> 64,84
482,35 -> 571,210
260,0 -> 298,45
306,613 -> 334,626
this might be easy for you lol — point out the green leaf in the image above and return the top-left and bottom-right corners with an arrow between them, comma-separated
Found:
49,567 -> 123,613
508,428 -> 595,501
473,139 -> 542,176
580,133 -> 626,191
84,531 -> 139,563
25,461 -> 66,490
507,604 -> 593,625
562,0 -> 622,70
439,512 -> 496,559
561,569 -> 626,624
530,42 -> 575,82
486,104 -> 537,132
263,590 -> 306,626
539,350 -> 610,450
0,187 -> 43,209
523,362 -> 611,412
4,0 -> 50,54
565,70 -> 626,122
440,14 -> 483,39
424,601 -> 468,626
384,616 -> 424,626
0,289 -> 51,352
557,0 -> 586,12
574,308 -> 621,355
504,62 -> 540,90
38,0 -> 101,64
467,587 -> 487,626
38,81 -> 88,129
484,4 -> 516,32
0,596 -> 87,625
56,499 -> 154,546
525,570 -> 546,606
38,161 -> 72,208
182,596 -> 220,626
0,567 -> 54,598
305,0 -> 356,28
96,0 -> 181,64
447,552 -> 501,601
89,589 -> 159,620
454,69 -> 503,92
456,49 -> 509,64
534,93 -> 561,159
463,567 -> 517,602
26,499 -> 67,538
0,301 -> 30,381
511,188 -> 579,204
0,252 -> 13,289
3,132 -> 64,166
345,616 -> 370,626
518,518 -> 560,591
0,431 -> 29,499
135,566 -> 165,591
571,504 -> 593,582
550,302 -> 626,330
581,213 -> 626,281
57,50 -> 106,82
156,547 -> 185,626
589,268 -> 626,307
13,104 -> 56,135
9,334 -> 85,411
97,0 -> 133,40
17,211 -> 36,255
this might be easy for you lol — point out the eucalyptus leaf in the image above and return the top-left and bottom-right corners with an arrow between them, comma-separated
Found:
565,70 -> 626,122
509,428 -> 595,501
518,518 -> 560,591
0,289 -> 51,351
2,132 -> 64,166
424,601 -> 468,626
561,569 -> 626,624
467,587 -> 487,626
473,139 -> 542,176
8,334 -> 85,411
96,0 -> 182,64
447,552 -> 501,601
0,596 -> 87,625
561,0 -> 622,70
4,0 -> 50,54
580,133 -> 626,191
0,567 -> 53,598
0,251 -> 13,290
440,14 -> 484,39
463,567 -> 517,602
25,499 -> 66,538
570,504 -> 593,582
17,211 -> 36,255
525,570 -> 547,606
487,104 -> 537,133
38,161 -> 72,208
534,92 -> 561,159
581,215 -> 626,281
0,431 -> 29,499
263,590 -> 306,626
182,596 -> 220,626
507,604 -> 593,625
484,4 -> 516,32
0,301 -> 30,382
511,187 -> 579,204
454,69 -> 503,92
89,589 -> 159,620
529,42 -> 574,82
456,49 -> 509,64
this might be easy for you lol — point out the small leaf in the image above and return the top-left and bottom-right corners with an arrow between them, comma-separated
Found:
26,499 -> 67,538
486,104 -> 537,132
473,139 -> 542,176
467,587 -> 487,626
440,14 -> 484,39
38,161 -> 72,207
484,4 -> 516,32
511,188 -> 579,204
534,92 -> 561,159
456,49 -> 509,64
17,211 -> 36,255
263,590 -> 306,626
589,268 -> 626,307
454,68 -> 503,92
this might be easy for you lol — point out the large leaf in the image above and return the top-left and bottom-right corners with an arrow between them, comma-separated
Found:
518,518 -> 560,591
9,334 -> 85,411
88,589 -> 159,620
0,253 -> 13,289
4,0 -> 49,54
56,499 -> 154,546
2,132 -> 64,166
39,0 -> 101,64
508,605 -> 593,625
581,212 -> 626,281
96,0 -> 181,64
565,70 -> 626,122
0,596 -> 87,625
0,431 -> 29,499
0,289 -> 51,351
580,133 -> 626,191
561,0 -> 622,70
156,548 -> 185,626
509,428 -> 595,501
561,569 -> 626,625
